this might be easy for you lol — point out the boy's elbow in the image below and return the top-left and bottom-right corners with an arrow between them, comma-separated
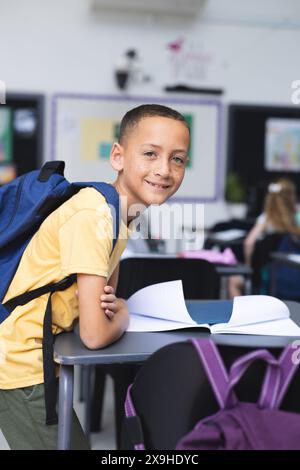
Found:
80,331 -> 109,350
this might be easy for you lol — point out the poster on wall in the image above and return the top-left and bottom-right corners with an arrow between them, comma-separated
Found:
0,107 -> 12,163
265,118 -> 300,172
52,94 -> 221,201
0,164 -> 16,184
80,113 -> 194,168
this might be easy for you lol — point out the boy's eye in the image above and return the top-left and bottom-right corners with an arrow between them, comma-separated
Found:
144,151 -> 156,157
172,156 -> 185,165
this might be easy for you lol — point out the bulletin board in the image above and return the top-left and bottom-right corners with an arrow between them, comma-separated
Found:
51,93 -> 222,201
227,103 -> 300,203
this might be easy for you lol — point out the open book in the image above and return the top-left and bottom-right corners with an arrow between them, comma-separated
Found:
127,280 -> 300,336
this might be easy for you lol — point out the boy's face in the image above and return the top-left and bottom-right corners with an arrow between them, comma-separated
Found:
111,116 -> 190,208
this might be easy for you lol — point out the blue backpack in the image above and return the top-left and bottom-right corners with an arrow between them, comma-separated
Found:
0,161 -> 120,424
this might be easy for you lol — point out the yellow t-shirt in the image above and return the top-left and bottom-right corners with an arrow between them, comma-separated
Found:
0,187 -> 130,389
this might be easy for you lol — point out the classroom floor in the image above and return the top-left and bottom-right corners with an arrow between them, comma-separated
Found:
0,367 -> 116,450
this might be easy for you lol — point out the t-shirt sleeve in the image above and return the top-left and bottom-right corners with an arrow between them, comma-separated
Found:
59,208 -> 113,278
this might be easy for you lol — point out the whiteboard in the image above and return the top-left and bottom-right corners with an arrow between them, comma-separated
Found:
51,93 -> 221,201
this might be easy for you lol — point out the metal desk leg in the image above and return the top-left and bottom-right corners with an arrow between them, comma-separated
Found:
220,277 -> 228,299
58,365 -> 74,450
84,365 -> 93,443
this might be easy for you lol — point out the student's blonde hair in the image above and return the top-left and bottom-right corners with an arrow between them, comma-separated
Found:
264,178 -> 300,234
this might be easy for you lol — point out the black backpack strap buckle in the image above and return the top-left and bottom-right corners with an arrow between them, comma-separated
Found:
38,161 -> 65,182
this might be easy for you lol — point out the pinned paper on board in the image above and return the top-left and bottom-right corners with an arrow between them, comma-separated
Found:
0,108 -> 12,163
80,118 -> 120,161
265,118 -> 300,172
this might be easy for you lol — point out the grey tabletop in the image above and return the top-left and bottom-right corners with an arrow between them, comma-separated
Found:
54,300 -> 300,366
205,236 -> 245,248
214,264 -> 252,276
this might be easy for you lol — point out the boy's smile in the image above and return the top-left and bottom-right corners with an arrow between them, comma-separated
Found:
111,116 -> 190,220
144,179 -> 170,191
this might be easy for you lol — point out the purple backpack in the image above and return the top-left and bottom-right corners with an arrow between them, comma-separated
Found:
125,339 -> 300,450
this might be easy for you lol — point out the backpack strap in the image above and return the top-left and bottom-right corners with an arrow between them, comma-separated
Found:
226,349 -> 281,409
273,345 -> 299,409
191,339 -> 237,409
3,275 -> 76,425
38,161 -> 65,182
72,182 -> 120,252
124,385 -> 146,450
43,293 -> 58,424
2,274 -> 76,316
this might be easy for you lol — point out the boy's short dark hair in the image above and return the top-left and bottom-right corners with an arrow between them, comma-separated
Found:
118,103 -> 189,144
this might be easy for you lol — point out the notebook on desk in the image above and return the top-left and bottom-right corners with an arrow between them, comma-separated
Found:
127,280 -> 300,336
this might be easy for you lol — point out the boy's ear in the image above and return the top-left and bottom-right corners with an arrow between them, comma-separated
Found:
110,143 -> 124,171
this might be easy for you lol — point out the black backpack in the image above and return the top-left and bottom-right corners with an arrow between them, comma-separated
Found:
122,340 -> 300,450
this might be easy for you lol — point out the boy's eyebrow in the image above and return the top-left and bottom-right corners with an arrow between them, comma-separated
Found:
141,143 -> 161,148
141,143 -> 188,153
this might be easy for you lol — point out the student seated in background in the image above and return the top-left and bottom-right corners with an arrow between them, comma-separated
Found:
229,178 -> 300,297
0,104 -> 190,450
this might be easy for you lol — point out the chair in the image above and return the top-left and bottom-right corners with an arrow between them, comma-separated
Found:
87,257 -> 220,448
251,233 -> 285,293
116,257 -> 220,300
121,341 -> 300,450
204,218 -> 254,262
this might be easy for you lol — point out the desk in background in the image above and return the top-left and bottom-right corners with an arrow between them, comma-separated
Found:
54,299 -> 300,450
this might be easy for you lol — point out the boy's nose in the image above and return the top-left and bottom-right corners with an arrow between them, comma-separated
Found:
154,159 -> 170,177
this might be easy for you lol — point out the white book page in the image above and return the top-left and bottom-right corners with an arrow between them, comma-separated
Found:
127,280 -> 195,325
225,295 -> 289,328
211,318 -> 300,336
128,314 -> 210,332
211,229 -> 246,241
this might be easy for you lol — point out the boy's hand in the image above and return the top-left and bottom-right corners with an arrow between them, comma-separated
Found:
100,286 -> 129,322
100,285 -> 118,319
76,285 -> 128,321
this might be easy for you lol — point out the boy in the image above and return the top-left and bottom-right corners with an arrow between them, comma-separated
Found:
0,104 -> 190,449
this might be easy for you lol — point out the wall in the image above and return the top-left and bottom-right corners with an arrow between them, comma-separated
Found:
1,0 -> 300,231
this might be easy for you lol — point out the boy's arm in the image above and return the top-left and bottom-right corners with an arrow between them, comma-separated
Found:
77,273 -> 129,350
107,263 -> 120,291
243,222 -> 266,266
